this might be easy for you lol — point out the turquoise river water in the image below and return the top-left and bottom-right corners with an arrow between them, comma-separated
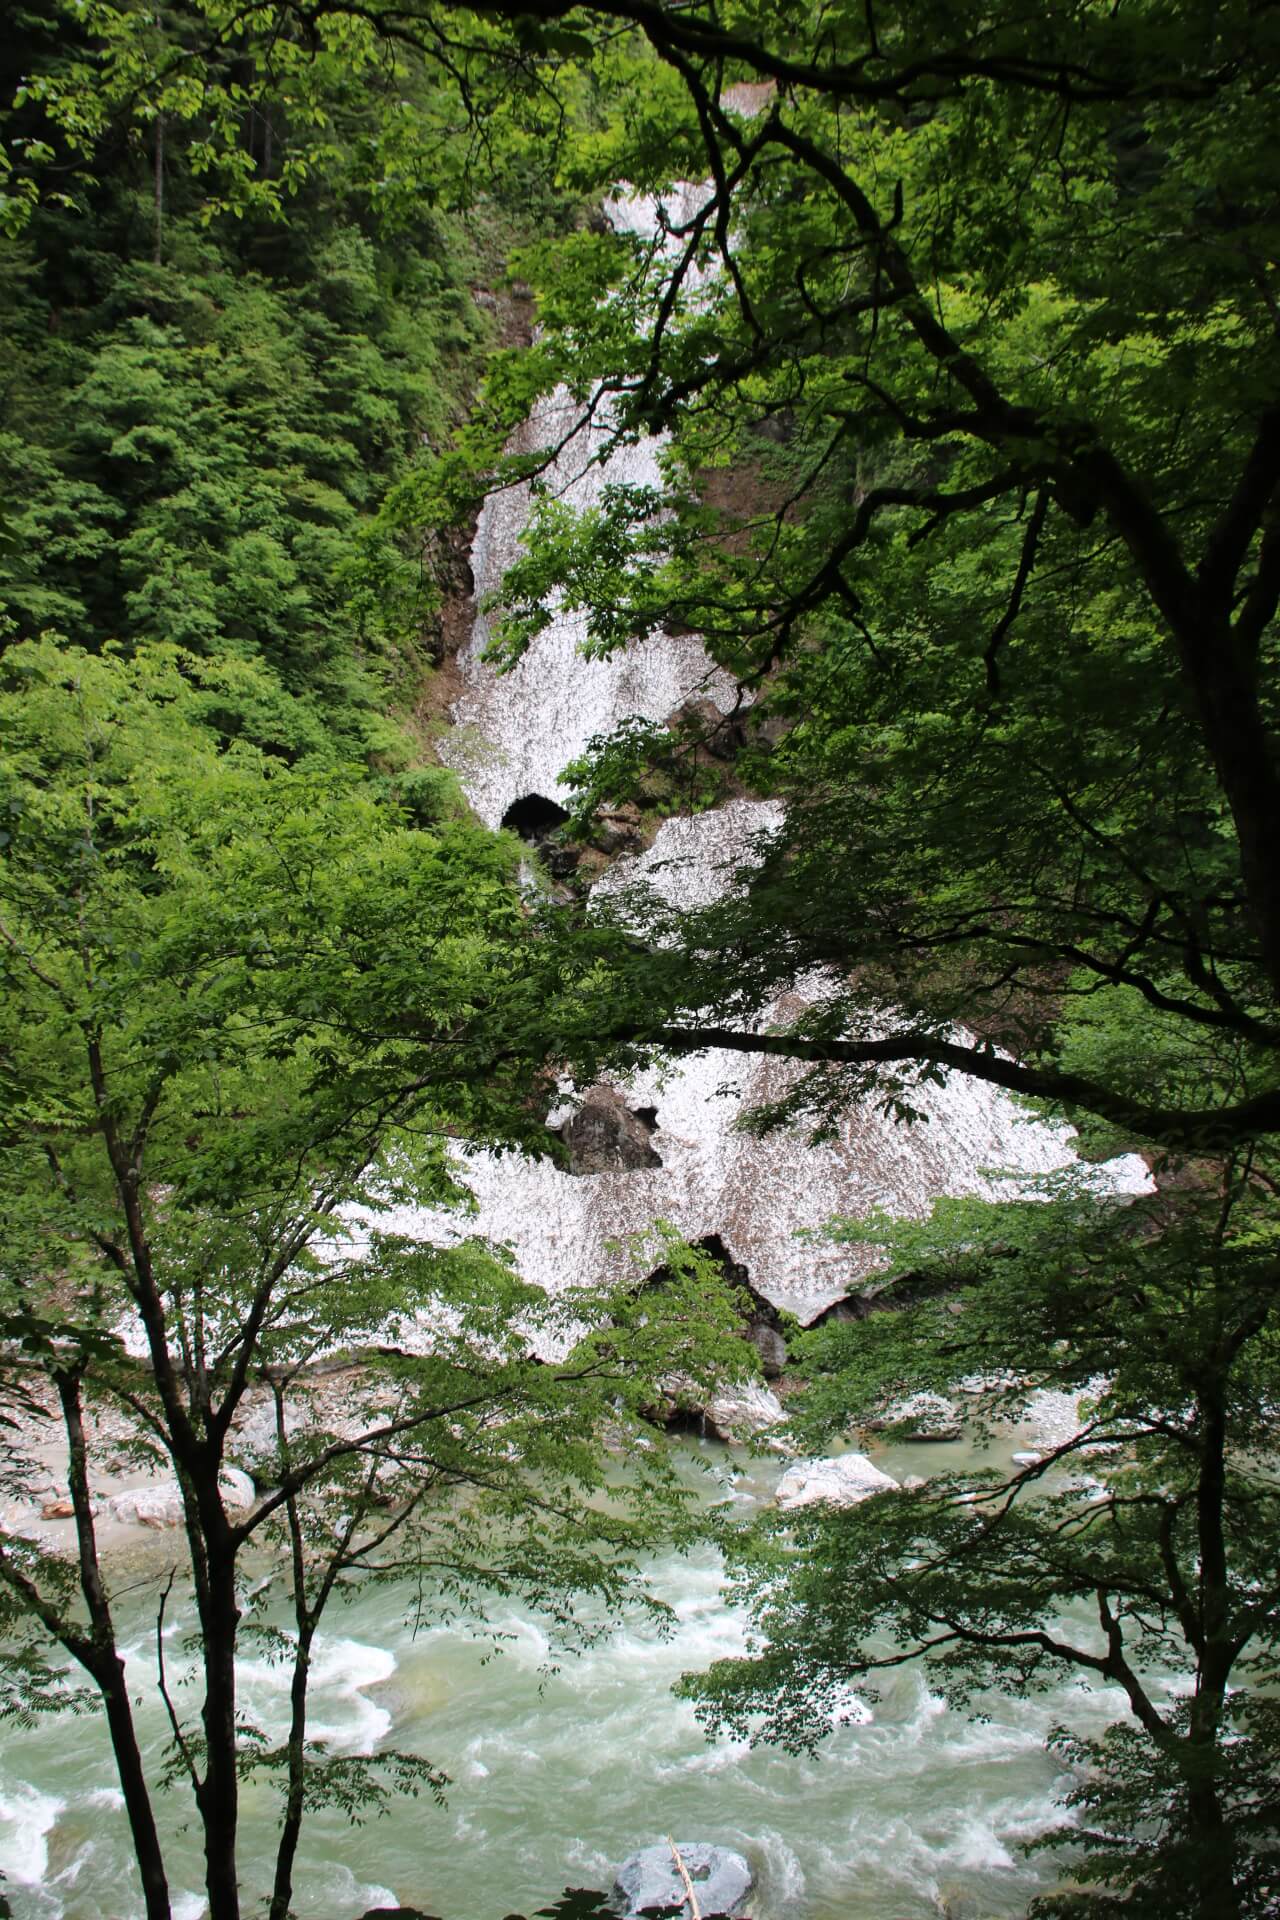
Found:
0,1441 -> 1145,1920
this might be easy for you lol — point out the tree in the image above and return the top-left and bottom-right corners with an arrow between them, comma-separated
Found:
0,638 -> 746,1920
454,0 -> 1280,1150
681,1160 -> 1280,1917
410,6 -> 1280,1910
0,0 -> 525,766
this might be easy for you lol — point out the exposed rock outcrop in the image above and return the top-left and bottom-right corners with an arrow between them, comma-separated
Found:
559,1087 -> 663,1174
671,1234 -> 790,1378
391,185 -> 1152,1346
667,694 -> 748,761
746,1322 -> 787,1379
108,1467 -> 255,1530
502,792 -> 581,879
702,1381 -> 787,1447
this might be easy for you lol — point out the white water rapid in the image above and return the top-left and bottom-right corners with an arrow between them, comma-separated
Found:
0,1447 -> 1161,1920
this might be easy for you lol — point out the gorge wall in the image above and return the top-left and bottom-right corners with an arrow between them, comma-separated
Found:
392,188 -> 1150,1342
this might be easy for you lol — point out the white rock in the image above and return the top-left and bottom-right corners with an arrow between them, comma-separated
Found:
219,1466 -> 255,1510
108,1485 -> 185,1529
775,1453 -> 898,1510
1024,1388 -> 1086,1449
704,1381 -> 787,1445
109,1469 -> 255,1530
362,227 -> 1152,1347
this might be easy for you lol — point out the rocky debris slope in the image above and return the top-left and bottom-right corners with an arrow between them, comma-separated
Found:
865,1392 -> 963,1442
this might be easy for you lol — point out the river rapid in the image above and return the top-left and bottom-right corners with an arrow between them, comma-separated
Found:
0,1438 -> 1145,1920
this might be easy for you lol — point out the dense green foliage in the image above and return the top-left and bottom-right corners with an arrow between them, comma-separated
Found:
0,12 -> 715,1918
4,4 -> 1280,1917
686,1164 -> 1280,1916
428,5 -> 1280,1913
472,4 -> 1280,1149
0,0 -> 527,763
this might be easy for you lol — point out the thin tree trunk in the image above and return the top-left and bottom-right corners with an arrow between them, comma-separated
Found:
268,1389 -> 317,1920
267,1618 -> 314,1920
57,1372 -> 171,1920
153,114 -> 165,266
98,1667 -> 174,1920
1181,1377 -> 1240,1918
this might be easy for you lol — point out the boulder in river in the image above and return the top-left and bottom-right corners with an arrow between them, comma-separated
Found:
359,1909 -> 441,1920
613,1842 -> 753,1917
865,1391 -> 961,1442
359,1910 -> 441,1920
648,1377 -> 792,1451
775,1454 -> 898,1510
108,1467 -> 255,1529
703,1381 -> 787,1447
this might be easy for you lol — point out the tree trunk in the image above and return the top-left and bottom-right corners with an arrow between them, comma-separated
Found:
1182,1764 -> 1240,1920
1175,610 -> 1280,1006
196,1537 -> 242,1920
97,1655 -> 173,1920
1180,1375 -> 1239,1918
267,1624 -> 313,1920
153,114 -> 165,267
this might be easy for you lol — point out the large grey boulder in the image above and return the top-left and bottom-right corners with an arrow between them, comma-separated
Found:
774,1453 -> 898,1510
613,1842 -> 752,1916
746,1322 -> 787,1379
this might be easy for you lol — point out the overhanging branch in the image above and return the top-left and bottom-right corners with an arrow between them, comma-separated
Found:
647,1024 -> 1280,1148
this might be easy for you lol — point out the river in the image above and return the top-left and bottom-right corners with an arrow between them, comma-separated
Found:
0,1437 -> 1142,1920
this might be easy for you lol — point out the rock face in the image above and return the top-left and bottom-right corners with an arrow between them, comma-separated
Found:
667,695 -> 747,761
560,1087 -> 663,1174
613,1843 -> 753,1917
372,182 -> 1151,1347
746,1323 -> 787,1379
646,1377 -> 785,1447
774,1454 -> 898,1510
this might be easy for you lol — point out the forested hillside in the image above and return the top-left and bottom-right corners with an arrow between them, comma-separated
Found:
1,6 -> 1279,1920
0,2 -> 547,766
